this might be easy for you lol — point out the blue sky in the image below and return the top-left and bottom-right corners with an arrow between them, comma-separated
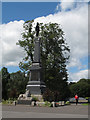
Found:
1,1 -> 88,82
2,2 -> 58,24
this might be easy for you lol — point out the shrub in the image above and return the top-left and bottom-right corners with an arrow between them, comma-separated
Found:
31,96 -> 39,102
65,101 -> 70,105
44,101 -> 52,107
43,88 -> 54,102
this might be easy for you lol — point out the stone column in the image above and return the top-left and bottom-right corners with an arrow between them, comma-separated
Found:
33,37 -> 40,63
26,36 -> 46,96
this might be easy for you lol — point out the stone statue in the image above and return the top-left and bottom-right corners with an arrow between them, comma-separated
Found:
35,22 -> 39,37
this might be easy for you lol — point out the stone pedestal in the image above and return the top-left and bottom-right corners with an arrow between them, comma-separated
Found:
27,81 -> 46,95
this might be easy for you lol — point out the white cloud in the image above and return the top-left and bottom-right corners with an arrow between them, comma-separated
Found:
56,0 -> 75,11
88,4 -> 90,55
69,69 -> 88,82
1,20 -> 25,66
0,26 -> 2,68
56,0 -> 89,11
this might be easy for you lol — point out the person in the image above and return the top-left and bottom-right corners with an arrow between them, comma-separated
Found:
14,101 -> 16,106
75,94 -> 79,105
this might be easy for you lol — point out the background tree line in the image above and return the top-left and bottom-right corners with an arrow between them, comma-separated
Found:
1,67 -> 28,100
1,67 -> 90,101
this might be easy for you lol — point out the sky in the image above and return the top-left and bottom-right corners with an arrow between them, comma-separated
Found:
0,0 -> 89,82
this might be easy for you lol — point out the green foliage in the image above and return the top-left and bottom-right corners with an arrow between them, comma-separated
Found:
2,100 -> 10,105
69,79 -> 90,97
16,20 -> 35,72
43,88 -> 54,102
44,101 -> 52,107
2,99 -> 14,105
0,71 -> 1,101
17,20 -> 70,101
1,67 -> 28,100
1,67 -> 10,100
65,101 -> 70,105
8,71 -> 28,99
43,87 -> 70,102
81,103 -> 90,105
85,97 -> 90,99
31,96 -> 39,101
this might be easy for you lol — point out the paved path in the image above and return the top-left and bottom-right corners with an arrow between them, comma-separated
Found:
0,103 -> 2,119
2,104 -> 88,118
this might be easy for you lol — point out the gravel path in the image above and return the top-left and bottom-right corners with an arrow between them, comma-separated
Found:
2,104 -> 88,118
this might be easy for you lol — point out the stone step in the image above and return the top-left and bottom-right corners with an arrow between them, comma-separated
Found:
17,100 -> 32,105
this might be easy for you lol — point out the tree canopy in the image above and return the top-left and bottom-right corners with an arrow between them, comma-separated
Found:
1,67 -> 28,100
69,78 -> 90,97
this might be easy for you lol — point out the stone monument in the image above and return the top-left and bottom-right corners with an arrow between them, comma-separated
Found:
26,22 -> 46,100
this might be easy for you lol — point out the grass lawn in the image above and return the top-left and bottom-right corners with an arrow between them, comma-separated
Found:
81,103 -> 90,105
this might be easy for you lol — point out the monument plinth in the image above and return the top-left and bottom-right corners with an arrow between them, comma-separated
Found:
26,23 -> 46,97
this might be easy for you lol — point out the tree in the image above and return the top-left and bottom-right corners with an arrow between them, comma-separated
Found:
1,67 -> 29,100
1,67 -> 10,100
69,79 -> 90,97
8,71 -> 28,99
43,88 -> 54,102
0,70 -> 2,101
17,20 -> 70,100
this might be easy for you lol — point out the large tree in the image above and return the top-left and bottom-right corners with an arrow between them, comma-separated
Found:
1,67 -> 10,100
0,70 -> 1,101
17,20 -> 70,100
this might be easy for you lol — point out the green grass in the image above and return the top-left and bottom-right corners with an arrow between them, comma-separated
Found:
82,103 -> 90,105
85,97 -> 90,100
44,101 -> 52,107
2,99 -> 14,105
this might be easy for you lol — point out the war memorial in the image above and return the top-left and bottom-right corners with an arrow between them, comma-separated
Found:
17,23 -> 46,104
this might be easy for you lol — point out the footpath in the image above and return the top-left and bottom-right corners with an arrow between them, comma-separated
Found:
1,104 -> 88,118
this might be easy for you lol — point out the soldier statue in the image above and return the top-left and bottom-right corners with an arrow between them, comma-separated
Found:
35,22 -> 39,37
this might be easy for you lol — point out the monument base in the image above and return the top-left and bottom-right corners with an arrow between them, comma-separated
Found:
17,81 -> 46,104
17,94 -> 44,105
17,99 -> 32,105
26,81 -> 46,96
31,94 -> 44,102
